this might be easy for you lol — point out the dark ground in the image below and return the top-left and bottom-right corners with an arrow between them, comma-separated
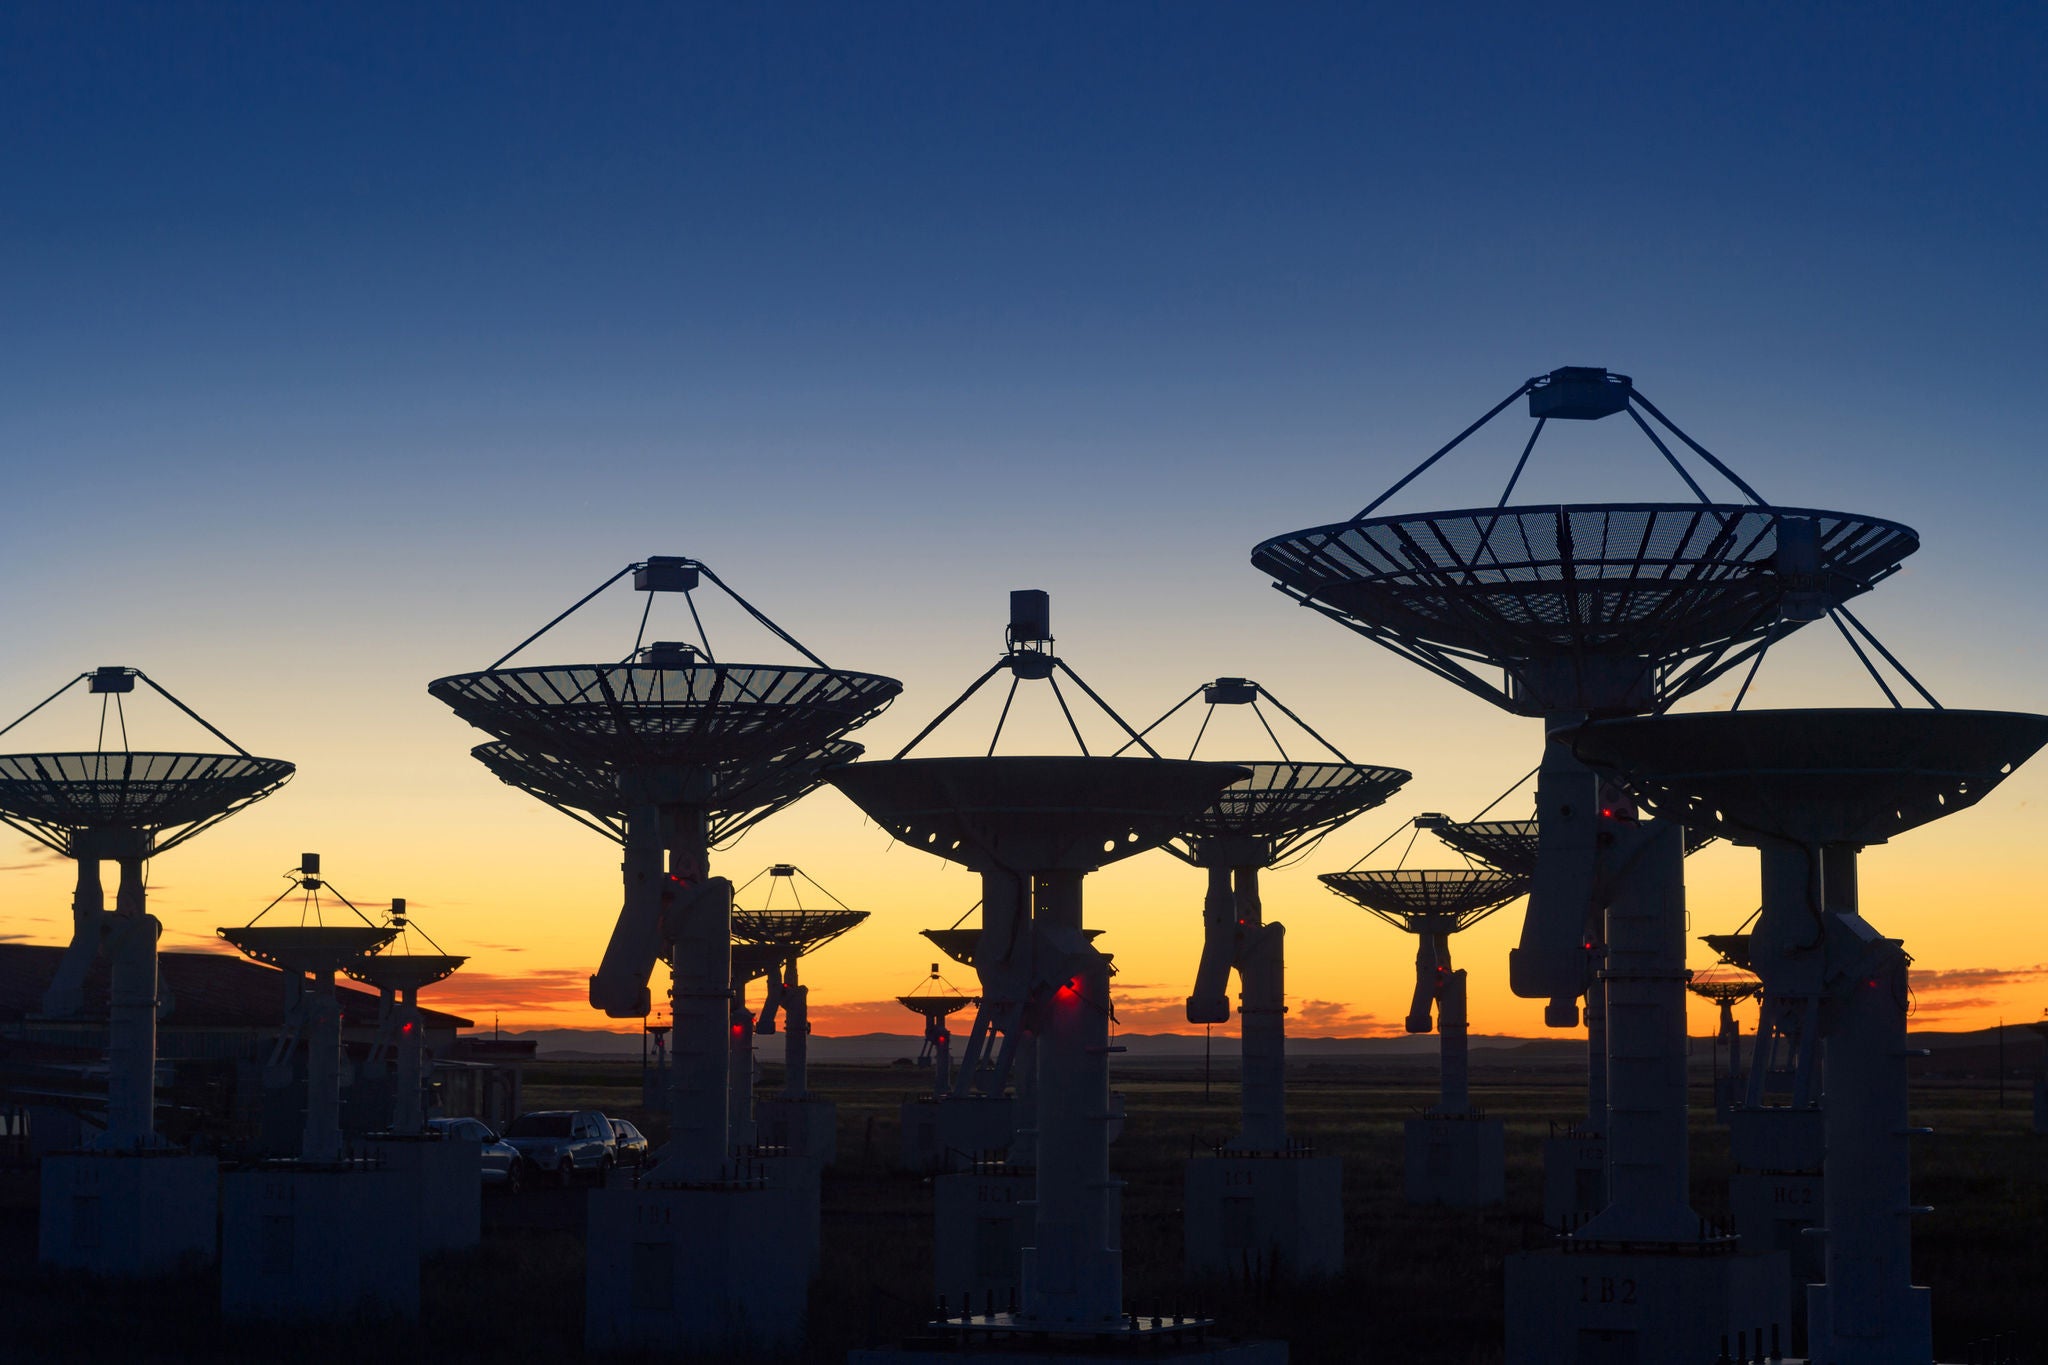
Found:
0,1054 -> 2041,1364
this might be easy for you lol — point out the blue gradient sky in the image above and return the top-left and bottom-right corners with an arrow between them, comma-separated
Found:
3,5 -> 2044,1034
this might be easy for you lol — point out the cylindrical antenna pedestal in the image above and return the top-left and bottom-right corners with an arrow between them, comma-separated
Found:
1579,822 -> 1696,1242
663,826 -> 733,1182
1437,955 -> 1471,1117
1019,879 -> 1120,1331
302,971 -> 345,1162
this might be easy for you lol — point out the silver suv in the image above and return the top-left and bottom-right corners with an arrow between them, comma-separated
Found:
502,1109 -> 617,1187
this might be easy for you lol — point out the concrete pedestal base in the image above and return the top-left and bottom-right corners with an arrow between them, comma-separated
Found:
365,1133 -> 481,1254
934,1168 -> 1033,1305
1542,1133 -> 1607,1229
1183,1154 -> 1342,1281
586,1182 -> 810,1352
1729,1171 -> 1822,1283
899,1097 -> 1016,1174
28,1106 -> 84,1157
756,1152 -> 824,1279
40,1152 -> 218,1277
1808,1280 -> 1931,1365
758,1097 -> 838,1164
222,1164 -> 420,1320
1403,1116 -> 1505,1208
1730,1107 -> 1823,1172
1504,1244 -> 1790,1365
852,1319 -> 1286,1365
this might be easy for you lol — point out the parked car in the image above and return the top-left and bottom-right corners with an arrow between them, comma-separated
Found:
502,1109 -> 617,1186
428,1116 -> 524,1193
610,1118 -> 649,1166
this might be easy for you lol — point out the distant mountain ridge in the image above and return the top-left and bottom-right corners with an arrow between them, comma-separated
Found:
489,1024 -> 2033,1065
495,1027 -> 1539,1061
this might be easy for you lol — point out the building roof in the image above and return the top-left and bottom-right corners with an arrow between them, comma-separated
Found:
0,943 -> 473,1032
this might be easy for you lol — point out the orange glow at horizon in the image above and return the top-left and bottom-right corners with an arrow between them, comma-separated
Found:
3,557 -> 2043,1052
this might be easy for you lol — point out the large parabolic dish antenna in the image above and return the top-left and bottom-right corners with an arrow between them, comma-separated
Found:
471,737 -> 862,847
825,592 -> 1247,1336
730,905 -> 869,954
1565,708 -> 2048,848
1427,819 -> 1541,876
0,666 -> 294,1152
429,556 -> 900,1186
1427,814 -> 1713,874
1322,843 -> 1526,1137
343,899 -> 466,1135
1321,867 -> 1527,933
432,662 -> 896,771
1249,368 -> 1920,718
1251,368 -> 1921,1046
0,752 -> 295,854
1562,704 -> 2048,1359
830,755 -> 1250,875
1175,760 -> 1411,854
1253,503 -> 1918,717
219,855 -> 398,1162
1131,676 -> 1410,1167
729,864 -> 870,1108
921,924 -> 1100,969
0,667 -> 292,859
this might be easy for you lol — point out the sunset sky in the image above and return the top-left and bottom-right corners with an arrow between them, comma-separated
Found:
3,6 -> 2044,1043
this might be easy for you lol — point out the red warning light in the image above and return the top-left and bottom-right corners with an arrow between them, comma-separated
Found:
730,1023 -> 746,1038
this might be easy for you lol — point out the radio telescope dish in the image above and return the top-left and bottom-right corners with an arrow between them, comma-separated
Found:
1688,966 -> 1762,1005
0,752 -> 295,854
0,667 -> 293,857
729,864 -> 870,956
832,755 -> 1249,877
0,666 -> 296,1155
1255,505 -> 1917,717
1701,933 -> 1754,971
1320,867 -> 1527,933
1428,815 -> 1712,875
1565,709 -> 2048,848
1427,819 -> 1541,876
472,737 -> 862,847
342,898 -> 465,1135
219,854 -> 397,975
921,924 -> 1100,969
1174,761 -> 1411,856
345,899 -> 467,994
345,952 -> 465,993
219,856 -> 398,1162
898,988 -> 976,1021
826,592 -> 1246,1334
221,924 -> 396,975
433,662 -> 896,771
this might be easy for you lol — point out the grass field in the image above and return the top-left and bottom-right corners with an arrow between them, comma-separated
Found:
1,1056 -> 2040,1364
